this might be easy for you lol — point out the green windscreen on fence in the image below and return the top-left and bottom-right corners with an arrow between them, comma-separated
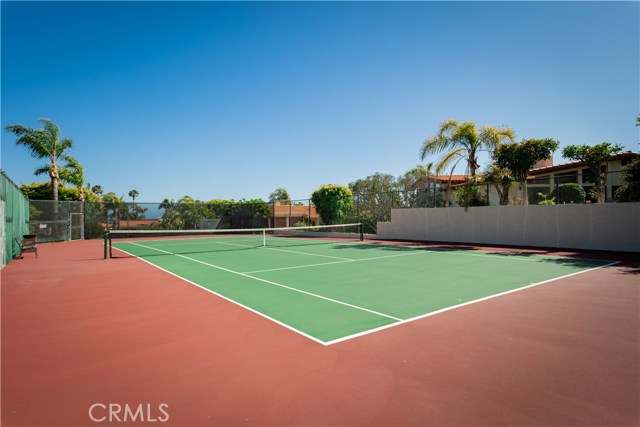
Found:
1,171 -> 30,266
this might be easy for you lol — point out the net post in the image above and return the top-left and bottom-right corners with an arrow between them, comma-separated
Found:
262,229 -> 266,247
359,223 -> 364,241
103,229 -> 108,259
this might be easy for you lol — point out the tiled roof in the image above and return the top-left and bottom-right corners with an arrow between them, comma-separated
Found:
529,152 -> 639,176
432,175 -> 469,185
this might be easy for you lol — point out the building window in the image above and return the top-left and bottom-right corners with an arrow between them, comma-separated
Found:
555,171 -> 578,184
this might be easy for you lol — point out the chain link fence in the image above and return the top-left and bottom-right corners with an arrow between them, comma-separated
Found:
1,171 -> 30,265
29,200 -> 279,242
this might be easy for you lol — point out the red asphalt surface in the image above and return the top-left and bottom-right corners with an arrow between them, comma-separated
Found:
1,239 -> 638,427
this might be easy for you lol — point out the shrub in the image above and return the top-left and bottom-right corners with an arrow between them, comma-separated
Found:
453,184 -> 488,207
552,183 -> 586,204
537,193 -> 555,205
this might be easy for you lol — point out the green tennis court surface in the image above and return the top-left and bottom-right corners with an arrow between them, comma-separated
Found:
113,235 -> 615,345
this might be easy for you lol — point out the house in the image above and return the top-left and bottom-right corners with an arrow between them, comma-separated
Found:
269,202 -> 320,228
426,152 -> 639,205
525,151 -> 639,203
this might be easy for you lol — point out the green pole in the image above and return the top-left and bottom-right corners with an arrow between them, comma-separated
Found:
103,229 -> 108,259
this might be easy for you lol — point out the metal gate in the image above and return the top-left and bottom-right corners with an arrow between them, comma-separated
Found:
68,212 -> 84,240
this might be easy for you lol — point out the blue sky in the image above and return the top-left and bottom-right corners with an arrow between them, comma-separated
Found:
2,1 -> 638,202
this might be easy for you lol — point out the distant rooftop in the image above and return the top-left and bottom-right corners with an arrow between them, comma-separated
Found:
529,151 -> 639,175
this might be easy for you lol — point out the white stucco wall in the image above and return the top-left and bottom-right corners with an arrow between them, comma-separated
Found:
375,203 -> 640,252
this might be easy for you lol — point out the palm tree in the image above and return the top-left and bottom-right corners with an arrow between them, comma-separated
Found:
91,185 -> 103,196
128,189 -> 139,203
420,119 -> 516,179
482,164 -> 514,205
126,190 -> 140,229
58,155 -> 85,201
6,119 -> 74,201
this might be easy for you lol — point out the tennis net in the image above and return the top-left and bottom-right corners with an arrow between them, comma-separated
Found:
105,223 -> 363,258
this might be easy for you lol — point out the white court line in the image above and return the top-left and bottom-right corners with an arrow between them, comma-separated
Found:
323,261 -> 621,346
128,242 -> 402,323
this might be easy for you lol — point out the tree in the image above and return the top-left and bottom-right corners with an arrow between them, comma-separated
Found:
311,185 -> 354,225
128,189 -> 139,202
20,182 -> 98,202
397,164 -> 443,208
91,185 -> 104,196
103,193 -> 126,229
562,142 -> 623,203
482,164 -> 515,205
614,158 -> 640,202
5,119 -> 74,202
494,138 -> 559,205
58,155 -> 85,201
420,119 -> 515,179
350,173 -> 398,231
397,164 -> 435,192
268,188 -> 291,204
124,190 -> 141,228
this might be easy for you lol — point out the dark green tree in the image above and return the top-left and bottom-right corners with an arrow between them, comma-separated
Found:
103,193 -> 126,229
349,173 -> 398,232
268,188 -> 291,204
494,138 -> 559,205
311,185 -> 354,225
128,189 -> 139,202
562,142 -> 623,203
91,185 -> 104,196
614,158 -> 640,202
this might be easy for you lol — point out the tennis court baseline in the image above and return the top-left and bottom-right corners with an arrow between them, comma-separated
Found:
112,233 -> 616,345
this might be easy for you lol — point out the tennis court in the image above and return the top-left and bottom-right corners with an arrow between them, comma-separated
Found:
3,234 -> 638,426
110,226 -> 616,345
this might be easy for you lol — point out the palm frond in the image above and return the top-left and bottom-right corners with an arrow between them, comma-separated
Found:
435,148 -> 466,175
59,155 -> 84,187
56,138 -> 73,157
452,121 -> 478,149
5,124 -> 30,135
438,119 -> 459,138
479,125 -> 516,150
33,164 -> 51,176
12,129 -> 51,159
38,119 -> 60,143
420,135 -> 452,159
